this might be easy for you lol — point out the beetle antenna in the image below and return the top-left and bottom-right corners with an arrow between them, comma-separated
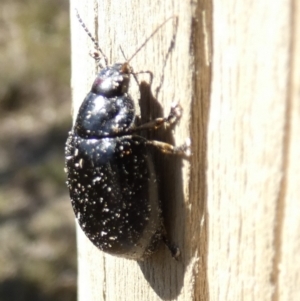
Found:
119,45 -> 142,85
127,16 -> 177,63
119,45 -> 128,61
75,9 -> 108,67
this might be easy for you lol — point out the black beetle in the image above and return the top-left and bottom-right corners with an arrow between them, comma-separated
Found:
65,11 -> 190,260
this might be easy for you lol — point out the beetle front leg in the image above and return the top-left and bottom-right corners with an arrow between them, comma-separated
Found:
133,102 -> 183,132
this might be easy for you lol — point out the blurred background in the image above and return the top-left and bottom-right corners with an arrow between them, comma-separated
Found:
0,0 -> 76,300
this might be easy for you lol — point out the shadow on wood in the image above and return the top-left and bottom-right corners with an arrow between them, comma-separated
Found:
136,81 -> 186,299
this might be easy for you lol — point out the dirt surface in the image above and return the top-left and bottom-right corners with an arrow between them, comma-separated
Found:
0,1 -> 76,300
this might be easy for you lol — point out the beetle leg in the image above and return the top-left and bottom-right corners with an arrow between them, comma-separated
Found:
162,235 -> 181,261
145,138 -> 191,156
132,70 -> 154,86
132,102 -> 182,132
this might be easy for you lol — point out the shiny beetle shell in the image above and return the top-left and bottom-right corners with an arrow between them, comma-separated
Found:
65,64 -> 163,259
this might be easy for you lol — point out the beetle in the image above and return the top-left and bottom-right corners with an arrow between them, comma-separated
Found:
65,11 -> 190,260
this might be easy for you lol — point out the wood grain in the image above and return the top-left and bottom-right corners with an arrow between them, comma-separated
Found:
208,1 -> 299,300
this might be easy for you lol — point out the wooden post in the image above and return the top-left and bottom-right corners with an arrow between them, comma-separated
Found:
70,0 -> 299,300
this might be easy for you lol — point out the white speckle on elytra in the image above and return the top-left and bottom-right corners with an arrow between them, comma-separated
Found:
79,158 -> 84,168
93,177 -> 101,183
